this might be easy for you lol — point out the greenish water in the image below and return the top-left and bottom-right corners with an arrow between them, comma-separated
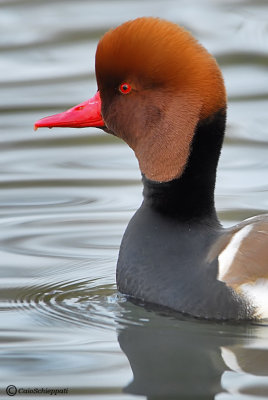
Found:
0,0 -> 267,399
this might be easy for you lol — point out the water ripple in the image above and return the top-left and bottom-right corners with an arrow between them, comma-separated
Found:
7,261 -> 126,330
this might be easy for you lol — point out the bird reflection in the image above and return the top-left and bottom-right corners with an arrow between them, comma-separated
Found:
117,303 -> 268,400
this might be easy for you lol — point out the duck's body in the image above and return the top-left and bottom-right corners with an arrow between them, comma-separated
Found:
118,183 -> 268,320
35,17 -> 268,320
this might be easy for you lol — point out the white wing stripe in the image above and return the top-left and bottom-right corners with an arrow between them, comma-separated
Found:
218,224 -> 253,281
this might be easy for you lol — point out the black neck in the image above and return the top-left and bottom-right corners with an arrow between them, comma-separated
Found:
142,109 -> 226,223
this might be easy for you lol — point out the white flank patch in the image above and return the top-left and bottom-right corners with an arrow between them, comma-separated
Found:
240,279 -> 268,319
220,347 -> 243,372
218,224 -> 253,281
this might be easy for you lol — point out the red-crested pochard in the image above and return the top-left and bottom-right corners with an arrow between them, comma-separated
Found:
35,17 -> 268,320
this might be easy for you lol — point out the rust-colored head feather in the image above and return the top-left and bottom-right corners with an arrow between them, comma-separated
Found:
96,17 -> 226,120
95,18 -> 226,181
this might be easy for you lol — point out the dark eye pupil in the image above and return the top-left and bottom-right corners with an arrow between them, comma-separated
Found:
119,83 -> 131,94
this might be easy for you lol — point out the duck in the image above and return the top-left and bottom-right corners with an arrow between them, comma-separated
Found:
34,17 -> 268,321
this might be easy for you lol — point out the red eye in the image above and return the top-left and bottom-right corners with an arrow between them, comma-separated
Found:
119,83 -> 132,94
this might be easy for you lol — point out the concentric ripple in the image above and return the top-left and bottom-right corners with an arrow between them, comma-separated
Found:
0,216 -> 124,259
12,262 -> 126,329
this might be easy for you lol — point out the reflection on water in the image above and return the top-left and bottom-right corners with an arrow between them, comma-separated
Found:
118,306 -> 268,399
0,0 -> 267,398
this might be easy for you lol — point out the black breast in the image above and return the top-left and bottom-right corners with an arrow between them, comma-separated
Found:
117,203 -> 251,320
